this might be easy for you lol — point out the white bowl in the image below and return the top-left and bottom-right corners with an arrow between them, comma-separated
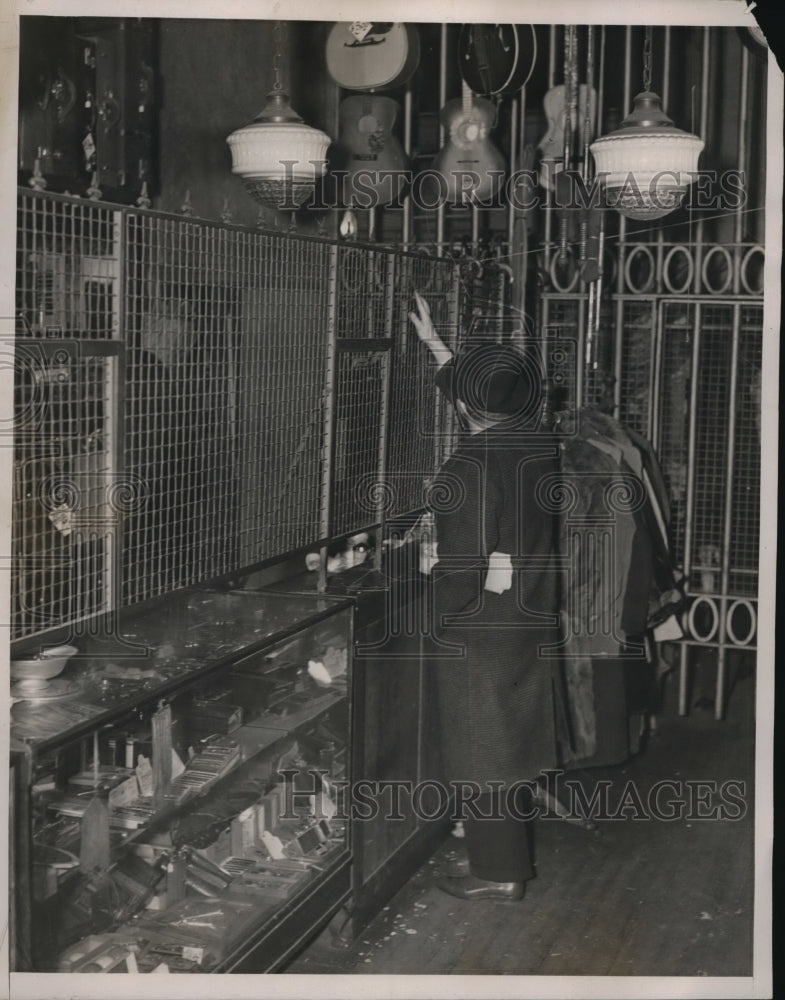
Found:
11,645 -> 78,687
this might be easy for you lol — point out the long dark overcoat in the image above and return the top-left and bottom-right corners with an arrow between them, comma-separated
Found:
429,427 -> 563,788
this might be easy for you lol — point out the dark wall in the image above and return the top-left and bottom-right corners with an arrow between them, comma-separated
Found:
155,19 -> 337,229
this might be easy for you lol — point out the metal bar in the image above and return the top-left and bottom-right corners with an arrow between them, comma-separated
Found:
548,25 -> 557,88
683,301 -> 701,587
662,26 -> 671,108
715,302 -> 742,719
576,295 -> 585,407
507,95 -> 519,252
403,84 -> 413,248
693,27 -> 711,296
437,23 -> 448,255
318,242 -> 340,590
734,43 -> 750,291
650,300 -> 664,448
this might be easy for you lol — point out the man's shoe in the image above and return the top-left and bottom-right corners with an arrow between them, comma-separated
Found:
439,856 -> 470,877
435,873 -> 525,901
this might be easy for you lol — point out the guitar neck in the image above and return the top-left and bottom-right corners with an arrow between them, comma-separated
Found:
461,80 -> 474,118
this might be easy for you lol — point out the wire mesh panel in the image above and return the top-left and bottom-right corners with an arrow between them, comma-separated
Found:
12,191 -> 463,640
384,253 -> 455,517
331,350 -> 387,536
687,304 -> 735,594
335,245 -> 391,340
656,301 -> 696,568
728,304 -> 762,598
12,344 -> 116,638
16,193 -> 120,340
616,298 -> 656,435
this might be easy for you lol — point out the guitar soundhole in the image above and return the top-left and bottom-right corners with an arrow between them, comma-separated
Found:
452,119 -> 485,148
357,115 -> 380,135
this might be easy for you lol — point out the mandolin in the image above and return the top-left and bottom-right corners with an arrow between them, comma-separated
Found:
458,23 -> 537,96
537,83 -> 597,191
326,22 -> 420,91
430,81 -> 506,205
332,95 -> 409,208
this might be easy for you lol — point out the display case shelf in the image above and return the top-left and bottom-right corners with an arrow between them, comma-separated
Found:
10,587 -> 354,974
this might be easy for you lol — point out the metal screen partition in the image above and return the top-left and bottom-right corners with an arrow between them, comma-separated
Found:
541,241 -> 763,717
12,190 -> 459,641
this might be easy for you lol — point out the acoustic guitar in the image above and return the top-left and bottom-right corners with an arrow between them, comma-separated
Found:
333,95 -> 409,208
458,23 -> 537,96
326,22 -> 420,91
430,82 -> 506,205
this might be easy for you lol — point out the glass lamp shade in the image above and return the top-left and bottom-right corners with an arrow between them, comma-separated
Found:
227,91 -> 331,211
590,91 -> 704,221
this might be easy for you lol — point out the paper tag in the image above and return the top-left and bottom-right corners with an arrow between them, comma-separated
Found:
108,774 -> 140,809
349,21 -> 372,42
182,946 -> 204,965
171,747 -> 186,779
261,830 -> 285,859
136,755 -> 154,798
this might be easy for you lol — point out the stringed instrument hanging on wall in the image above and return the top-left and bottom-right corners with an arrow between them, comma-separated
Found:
332,94 -> 409,209
325,22 -> 420,91
429,81 -> 506,206
457,23 -> 537,96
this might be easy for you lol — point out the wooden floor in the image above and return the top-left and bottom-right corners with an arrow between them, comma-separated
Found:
287,667 -> 756,977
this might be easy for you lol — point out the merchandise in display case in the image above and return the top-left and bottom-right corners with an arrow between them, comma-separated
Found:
10,588 -> 354,974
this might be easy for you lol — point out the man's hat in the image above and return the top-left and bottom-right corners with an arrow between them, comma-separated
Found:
442,344 -> 541,422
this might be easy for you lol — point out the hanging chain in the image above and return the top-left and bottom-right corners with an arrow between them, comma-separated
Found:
272,20 -> 284,93
643,26 -> 653,92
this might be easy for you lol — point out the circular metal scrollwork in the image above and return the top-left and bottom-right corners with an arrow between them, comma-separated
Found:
701,244 -> 733,295
663,245 -> 694,294
725,599 -> 757,647
740,245 -> 764,296
623,244 -> 656,294
686,594 -> 720,643
548,247 -> 579,293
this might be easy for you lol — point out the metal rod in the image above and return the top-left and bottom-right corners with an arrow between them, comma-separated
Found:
596,26 -> 605,138
507,96 -> 519,251
318,243 -> 340,591
683,302 -> 701,588
576,296 -> 585,408
662,26 -> 671,108
734,43 -> 750,286
617,26 -> 632,291
716,303 -> 742,719
403,85 -> 413,248
549,25 -> 557,88
650,300 -> 664,448
437,23 -> 448,255
612,295 -> 623,416
693,27 -> 711,295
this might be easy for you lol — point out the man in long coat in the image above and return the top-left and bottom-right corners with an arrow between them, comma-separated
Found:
410,294 -> 562,901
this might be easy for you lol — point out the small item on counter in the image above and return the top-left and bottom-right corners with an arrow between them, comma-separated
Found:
79,795 -> 111,872
261,830 -> 285,860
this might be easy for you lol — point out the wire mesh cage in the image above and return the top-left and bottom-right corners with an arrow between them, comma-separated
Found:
12,190 -> 459,640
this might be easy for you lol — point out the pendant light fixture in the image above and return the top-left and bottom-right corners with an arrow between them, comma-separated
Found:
227,21 -> 331,212
590,27 -> 704,221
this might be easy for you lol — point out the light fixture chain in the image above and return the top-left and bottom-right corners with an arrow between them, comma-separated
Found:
273,20 -> 284,93
643,26 -> 653,92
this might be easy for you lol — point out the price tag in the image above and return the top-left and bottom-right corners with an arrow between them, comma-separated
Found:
349,22 -> 372,42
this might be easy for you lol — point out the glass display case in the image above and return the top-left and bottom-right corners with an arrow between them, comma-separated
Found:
10,588 -> 353,974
